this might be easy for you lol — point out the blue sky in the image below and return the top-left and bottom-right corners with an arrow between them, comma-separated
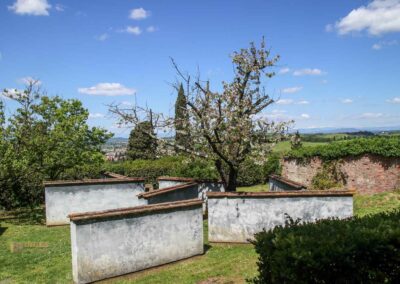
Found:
1,0 -> 399,137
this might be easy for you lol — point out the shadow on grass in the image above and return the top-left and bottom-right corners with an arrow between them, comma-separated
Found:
204,244 -> 212,253
0,207 -> 45,225
0,226 -> 7,236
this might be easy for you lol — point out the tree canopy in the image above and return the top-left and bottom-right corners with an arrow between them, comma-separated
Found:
0,81 -> 112,209
127,121 -> 157,160
110,40 -> 291,191
174,83 -> 190,150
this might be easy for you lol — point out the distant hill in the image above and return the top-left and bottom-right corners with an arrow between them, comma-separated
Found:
296,126 -> 400,134
107,137 -> 128,144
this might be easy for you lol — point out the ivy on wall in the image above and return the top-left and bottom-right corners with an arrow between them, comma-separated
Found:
285,137 -> 400,161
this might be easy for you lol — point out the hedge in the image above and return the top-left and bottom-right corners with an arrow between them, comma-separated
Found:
286,136 -> 400,160
250,210 -> 400,283
104,154 -> 281,187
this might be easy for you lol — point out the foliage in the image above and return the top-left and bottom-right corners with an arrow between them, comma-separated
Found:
174,83 -> 191,150
290,131 -> 302,150
251,210 -> 400,284
127,121 -> 157,160
0,82 -> 112,209
110,40 -> 290,191
237,154 -> 281,186
105,156 -> 218,186
105,154 -> 277,187
286,136 -> 400,160
310,161 -> 346,190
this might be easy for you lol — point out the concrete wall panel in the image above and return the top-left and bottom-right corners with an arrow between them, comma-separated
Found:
45,179 -> 145,225
208,191 -> 354,243
69,200 -> 203,284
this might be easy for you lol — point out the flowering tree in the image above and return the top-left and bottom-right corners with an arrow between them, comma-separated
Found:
110,40 -> 291,191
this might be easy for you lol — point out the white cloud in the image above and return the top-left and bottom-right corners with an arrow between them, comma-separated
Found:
300,113 -> 310,119
359,112 -> 383,119
321,79 -> 328,84
372,43 -> 382,50
54,3 -> 64,11
386,97 -> 400,103
19,76 -> 41,85
96,33 -> 109,41
0,52 -> 2,61
146,26 -> 157,33
282,86 -> 303,94
297,100 -> 310,105
341,98 -> 353,104
78,83 -> 136,96
278,67 -> 290,74
372,40 -> 398,50
276,99 -> 294,105
331,0 -> 400,36
125,26 -> 142,35
293,68 -> 324,76
8,0 -> 51,16
275,99 -> 309,105
89,113 -> 105,119
130,8 -> 150,20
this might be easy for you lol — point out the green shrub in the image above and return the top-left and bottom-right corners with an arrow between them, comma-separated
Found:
105,156 -> 185,185
106,154 -> 281,187
286,136 -> 400,161
310,161 -> 346,190
250,211 -> 400,284
237,154 -> 282,186
237,159 -> 265,186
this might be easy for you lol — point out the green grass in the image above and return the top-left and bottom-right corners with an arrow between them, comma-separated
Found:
354,189 -> 400,217
1,189 -> 400,283
0,209 -> 257,284
273,141 -> 327,153
237,184 -> 269,192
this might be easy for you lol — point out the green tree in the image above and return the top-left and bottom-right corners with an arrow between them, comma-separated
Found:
0,81 -> 112,209
127,121 -> 157,160
174,83 -> 190,150
290,131 -> 302,150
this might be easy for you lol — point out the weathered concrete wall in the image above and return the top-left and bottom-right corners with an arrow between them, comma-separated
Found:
45,178 -> 145,226
282,154 -> 400,194
269,174 -> 306,192
146,178 -> 225,211
207,191 -> 354,243
144,183 -> 199,205
69,199 -> 204,284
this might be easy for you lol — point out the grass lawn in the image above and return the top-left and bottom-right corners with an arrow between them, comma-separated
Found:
354,189 -> 400,217
237,184 -> 269,192
1,189 -> 400,283
272,141 -> 327,153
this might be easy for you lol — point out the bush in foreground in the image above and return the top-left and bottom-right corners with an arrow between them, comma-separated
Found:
250,211 -> 400,283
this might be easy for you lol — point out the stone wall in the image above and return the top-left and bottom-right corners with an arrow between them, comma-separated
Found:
69,199 -> 204,284
45,178 -> 145,226
207,191 -> 354,243
282,154 -> 400,194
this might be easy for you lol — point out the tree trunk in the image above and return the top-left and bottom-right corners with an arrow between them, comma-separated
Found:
215,160 -> 238,192
225,166 -> 238,192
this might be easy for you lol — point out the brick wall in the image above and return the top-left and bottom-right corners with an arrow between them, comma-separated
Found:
282,154 -> 400,194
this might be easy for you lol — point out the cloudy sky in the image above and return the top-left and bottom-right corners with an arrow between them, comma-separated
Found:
1,0 -> 399,136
